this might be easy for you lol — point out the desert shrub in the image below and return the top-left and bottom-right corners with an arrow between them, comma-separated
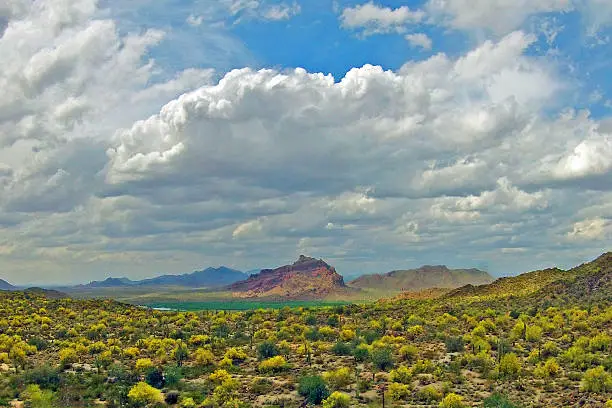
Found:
127,382 -> 164,407
332,341 -> 352,356
353,344 -> 370,362
250,378 -> 273,394
589,334 -> 611,352
258,341 -> 279,360
525,326 -> 543,343
27,337 -> 49,351
180,397 -> 197,407
399,344 -> 418,361
387,382 -> 410,400
58,348 -> 77,368
164,365 -> 182,387
258,356 -> 288,373
534,358 -> 561,378
499,353 -> 521,379
340,329 -> 356,341
418,385 -> 442,403
322,391 -> 350,408
445,337 -> 465,353
389,365 -> 412,384
483,393 -> 522,408
135,358 -> 154,372
21,384 -> 55,408
581,366 -> 612,393
225,347 -> 248,364
371,346 -> 394,371
298,375 -> 330,405
439,393 -> 465,408
323,367 -> 352,391
194,348 -> 215,366
145,367 -> 165,389
23,365 -> 60,391
165,390 -> 180,405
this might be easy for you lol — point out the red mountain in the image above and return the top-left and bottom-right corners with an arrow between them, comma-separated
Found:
227,255 -> 348,299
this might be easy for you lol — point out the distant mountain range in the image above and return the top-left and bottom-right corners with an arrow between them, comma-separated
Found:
228,255 -> 351,299
79,267 -> 247,289
349,265 -> 493,292
0,279 -> 15,291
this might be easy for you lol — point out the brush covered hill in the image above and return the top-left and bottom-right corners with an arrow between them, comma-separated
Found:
227,255 -> 350,299
80,267 -> 247,289
349,265 -> 493,293
0,279 -> 15,291
446,252 -> 612,302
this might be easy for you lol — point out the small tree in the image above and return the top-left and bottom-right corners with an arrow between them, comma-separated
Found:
257,341 -> 279,360
371,346 -> 394,371
499,353 -> 521,379
298,375 -> 330,405
173,342 -> 189,367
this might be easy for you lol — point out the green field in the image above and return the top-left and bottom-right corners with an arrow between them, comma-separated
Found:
141,300 -> 354,311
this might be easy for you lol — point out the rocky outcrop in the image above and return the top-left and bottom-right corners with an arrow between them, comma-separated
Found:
228,255 -> 347,299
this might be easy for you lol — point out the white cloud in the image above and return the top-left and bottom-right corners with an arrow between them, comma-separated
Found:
226,0 -> 301,22
263,2 -> 301,20
1,1 -> 611,284
186,14 -> 204,26
567,217 -> 610,240
405,33 -> 433,50
426,0 -> 572,35
553,137 -> 612,180
340,2 -> 425,36
233,219 -> 264,238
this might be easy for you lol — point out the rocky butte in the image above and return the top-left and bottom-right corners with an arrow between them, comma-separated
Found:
227,255 -> 348,299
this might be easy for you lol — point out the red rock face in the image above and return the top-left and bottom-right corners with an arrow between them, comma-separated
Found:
228,255 -> 346,299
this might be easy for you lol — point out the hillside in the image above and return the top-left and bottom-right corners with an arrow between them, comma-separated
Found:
0,252 -> 610,408
80,267 -> 247,289
228,255 -> 349,299
445,267 -> 567,299
446,252 -> 612,301
0,279 -> 15,291
349,265 -> 493,293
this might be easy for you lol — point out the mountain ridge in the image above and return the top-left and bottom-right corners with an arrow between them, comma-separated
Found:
349,265 -> 493,293
0,279 -> 15,291
445,251 -> 612,301
79,266 -> 247,289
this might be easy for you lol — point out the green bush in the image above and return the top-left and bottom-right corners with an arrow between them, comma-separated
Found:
23,365 -> 60,391
332,341 -> 352,356
258,341 -> 280,360
371,346 -> 394,371
445,337 -> 465,353
483,393 -> 522,408
298,375 -> 330,405
581,366 -> 612,393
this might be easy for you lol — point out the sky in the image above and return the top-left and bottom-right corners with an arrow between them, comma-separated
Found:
1,0 -> 612,285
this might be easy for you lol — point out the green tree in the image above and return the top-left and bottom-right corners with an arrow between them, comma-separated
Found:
298,375 -> 330,405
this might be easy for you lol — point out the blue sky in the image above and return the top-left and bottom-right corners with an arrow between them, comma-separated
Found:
116,0 -> 612,115
1,0 -> 612,284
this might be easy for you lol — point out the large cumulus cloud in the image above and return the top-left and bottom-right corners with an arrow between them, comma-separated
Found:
0,2 -> 611,284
